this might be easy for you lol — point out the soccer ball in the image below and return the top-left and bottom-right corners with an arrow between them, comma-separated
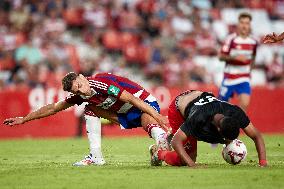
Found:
222,139 -> 247,165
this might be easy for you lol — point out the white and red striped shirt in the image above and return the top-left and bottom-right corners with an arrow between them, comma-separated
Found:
221,33 -> 258,85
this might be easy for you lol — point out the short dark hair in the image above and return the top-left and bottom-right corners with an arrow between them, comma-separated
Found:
238,12 -> 252,21
62,72 -> 78,91
220,117 -> 240,140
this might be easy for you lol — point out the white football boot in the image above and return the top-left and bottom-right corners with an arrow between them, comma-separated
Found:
149,144 -> 162,166
73,154 -> 106,166
156,133 -> 170,151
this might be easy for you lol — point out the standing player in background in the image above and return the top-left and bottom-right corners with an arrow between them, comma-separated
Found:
218,12 -> 258,112
263,32 -> 284,44
4,72 -> 170,166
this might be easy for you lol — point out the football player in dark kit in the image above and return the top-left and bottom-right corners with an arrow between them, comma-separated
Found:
150,90 -> 267,167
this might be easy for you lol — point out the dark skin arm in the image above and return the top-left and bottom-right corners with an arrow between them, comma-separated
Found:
171,129 -> 196,167
3,100 -> 73,126
243,122 -> 267,166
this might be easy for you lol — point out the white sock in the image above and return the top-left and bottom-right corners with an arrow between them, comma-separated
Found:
146,124 -> 169,150
85,115 -> 103,159
151,126 -> 166,142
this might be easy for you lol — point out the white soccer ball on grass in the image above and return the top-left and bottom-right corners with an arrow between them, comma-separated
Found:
222,139 -> 247,165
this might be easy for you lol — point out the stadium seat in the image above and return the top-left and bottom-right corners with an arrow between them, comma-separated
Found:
0,55 -> 15,70
120,32 -> 139,48
123,43 -> 150,65
272,20 -> 284,34
212,20 -> 229,41
63,7 -> 85,26
66,45 -> 81,72
102,30 -> 121,50
251,10 -> 272,37
251,69 -> 267,86
255,45 -> 275,66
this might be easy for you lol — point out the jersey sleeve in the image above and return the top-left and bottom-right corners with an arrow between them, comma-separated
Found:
220,34 -> 235,55
65,94 -> 84,105
91,78 -> 125,98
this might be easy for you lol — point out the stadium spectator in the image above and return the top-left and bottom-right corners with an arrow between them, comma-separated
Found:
164,53 -> 183,87
182,51 -> 210,84
9,3 -> 29,31
0,0 -> 283,90
119,3 -> 142,33
83,2 -> 107,31
171,11 -> 193,38
144,38 -> 164,83
44,8 -> 66,38
195,27 -> 218,56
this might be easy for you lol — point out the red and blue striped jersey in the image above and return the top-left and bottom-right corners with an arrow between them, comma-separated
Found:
65,73 -> 153,113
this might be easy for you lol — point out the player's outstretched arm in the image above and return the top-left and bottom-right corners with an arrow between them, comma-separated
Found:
171,129 -> 196,167
263,32 -> 284,44
243,122 -> 267,167
119,90 -> 169,130
3,100 -> 73,126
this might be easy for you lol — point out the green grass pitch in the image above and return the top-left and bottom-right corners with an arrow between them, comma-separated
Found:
0,135 -> 283,189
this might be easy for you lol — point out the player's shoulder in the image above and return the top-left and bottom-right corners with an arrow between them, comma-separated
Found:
235,34 -> 258,45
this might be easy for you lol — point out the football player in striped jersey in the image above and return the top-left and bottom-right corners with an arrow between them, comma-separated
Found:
218,12 -> 258,112
4,72 -> 170,166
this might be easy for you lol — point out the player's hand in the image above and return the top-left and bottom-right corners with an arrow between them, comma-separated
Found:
234,55 -> 248,63
263,32 -> 279,44
3,117 -> 25,126
259,160 -> 268,168
155,115 -> 170,131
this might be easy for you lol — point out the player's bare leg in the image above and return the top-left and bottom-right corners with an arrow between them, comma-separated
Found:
238,93 -> 250,112
141,113 -> 170,151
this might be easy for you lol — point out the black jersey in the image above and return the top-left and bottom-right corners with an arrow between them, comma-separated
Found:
180,92 -> 250,144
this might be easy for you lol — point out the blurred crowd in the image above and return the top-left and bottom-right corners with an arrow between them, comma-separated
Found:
0,0 -> 284,90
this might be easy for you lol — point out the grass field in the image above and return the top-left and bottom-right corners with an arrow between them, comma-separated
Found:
0,135 -> 283,189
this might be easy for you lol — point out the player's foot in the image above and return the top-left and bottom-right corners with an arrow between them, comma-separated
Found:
167,133 -> 174,150
149,144 -> 162,166
157,133 -> 170,150
72,154 -> 106,166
